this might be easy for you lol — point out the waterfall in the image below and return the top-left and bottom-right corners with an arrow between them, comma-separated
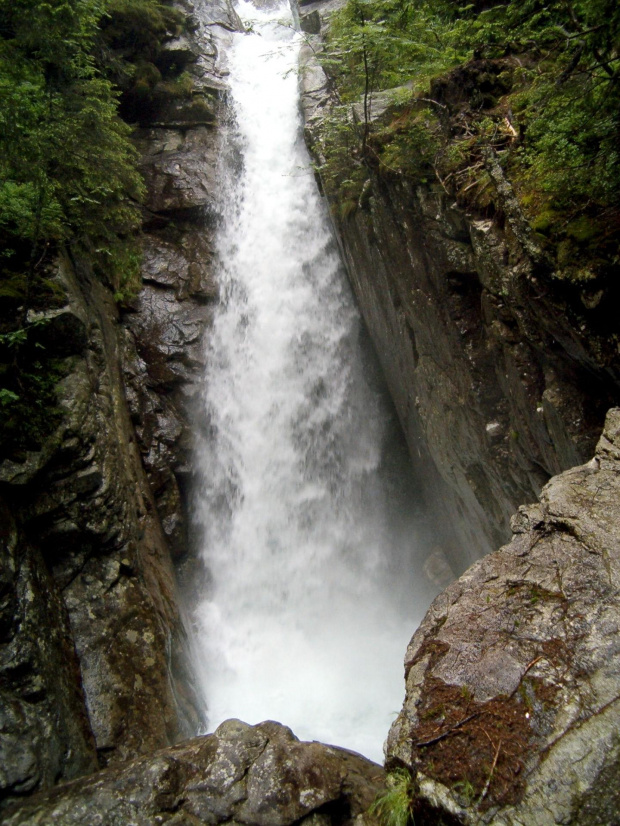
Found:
192,0 -> 437,763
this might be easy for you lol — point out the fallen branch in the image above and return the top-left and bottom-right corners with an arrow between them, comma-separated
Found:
418,97 -> 448,111
414,712 -> 480,748
478,738 -> 502,805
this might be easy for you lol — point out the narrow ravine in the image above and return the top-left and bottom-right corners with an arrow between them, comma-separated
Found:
192,0 -> 437,762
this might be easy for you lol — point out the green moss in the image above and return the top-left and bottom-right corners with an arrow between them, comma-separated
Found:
339,199 -> 358,220
0,273 -> 27,305
531,209 -> 560,236
556,239 -> 576,268
0,271 -> 68,312
158,71 -> 195,99
452,779 -> 476,807
565,216 -> 598,244
177,97 -> 215,123
94,237 -> 143,302
320,0 -> 619,288
374,108 -> 441,181
131,60 -> 163,100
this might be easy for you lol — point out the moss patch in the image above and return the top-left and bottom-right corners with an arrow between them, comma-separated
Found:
409,676 -> 533,811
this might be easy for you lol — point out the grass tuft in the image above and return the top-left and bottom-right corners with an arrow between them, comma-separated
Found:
370,769 -> 416,826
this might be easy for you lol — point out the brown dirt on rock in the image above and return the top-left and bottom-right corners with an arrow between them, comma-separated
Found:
409,677 -> 533,811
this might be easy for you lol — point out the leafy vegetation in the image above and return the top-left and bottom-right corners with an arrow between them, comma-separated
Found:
317,0 -> 620,285
99,0 -> 187,122
370,769 -> 416,826
0,0 -> 143,291
0,322 -> 67,458
0,0 -> 189,458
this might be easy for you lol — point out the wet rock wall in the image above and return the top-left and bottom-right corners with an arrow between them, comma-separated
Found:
0,0 -> 240,808
297,4 -> 620,822
298,3 -> 619,568
0,258 -> 194,803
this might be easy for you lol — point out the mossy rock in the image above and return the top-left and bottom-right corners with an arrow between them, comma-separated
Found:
152,94 -> 216,126
0,360 -> 66,459
565,215 -> 598,244
155,71 -> 195,101
556,238 -> 577,268
531,208 -> 560,236
131,60 -> 162,96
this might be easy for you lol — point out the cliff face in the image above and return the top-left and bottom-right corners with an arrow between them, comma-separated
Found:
3,0 -> 620,821
298,1 -> 619,570
0,257 -> 193,799
0,0 -> 240,807
121,0 -> 240,567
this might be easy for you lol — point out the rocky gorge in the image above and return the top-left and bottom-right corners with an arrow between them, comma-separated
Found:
1,0 -> 619,824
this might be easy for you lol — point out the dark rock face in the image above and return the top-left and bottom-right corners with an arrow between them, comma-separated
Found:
300,9 -> 321,33
121,1 -> 238,563
123,127 -> 221,560
299,25 -> 618,569
386,408 -> 620,825
0,259 -> 199,804
0,0 -> 240,806
2,720 -> 386,826
0,499 -> 97,801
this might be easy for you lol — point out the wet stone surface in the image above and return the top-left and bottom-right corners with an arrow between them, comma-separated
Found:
298,9 -> 619,572
2,720 -> 386,826
386,408 -> 620,825
0,0 -> 241,805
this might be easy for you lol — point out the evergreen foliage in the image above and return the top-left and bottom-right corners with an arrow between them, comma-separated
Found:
0,0 -> 145,287
0,0 -> 188,458
318,0 -> 620,281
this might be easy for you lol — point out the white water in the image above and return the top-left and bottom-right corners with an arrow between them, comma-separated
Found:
192,0 -> 435,763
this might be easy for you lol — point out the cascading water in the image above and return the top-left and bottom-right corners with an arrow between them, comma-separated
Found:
192,0 -> 438,762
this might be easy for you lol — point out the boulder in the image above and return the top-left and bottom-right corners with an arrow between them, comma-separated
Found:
386,408 -> 620,825
2,720 -> 386,826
